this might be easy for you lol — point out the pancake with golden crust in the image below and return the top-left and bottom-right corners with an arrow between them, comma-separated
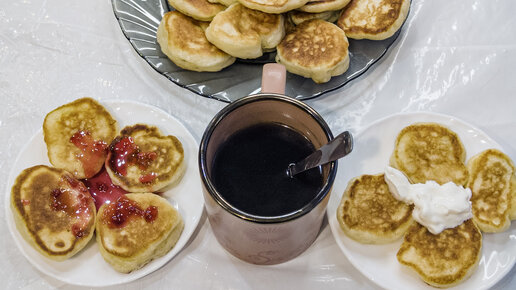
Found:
105,124 -> 185,193
237,0 -> 310,14
390,123 -> 468,186
96,193 -> 184,273
397,220 -> 482,288
207,0 -> 237,5
157,11 -> 235,72
43,97 -> 118,179
337,174 -> 413,244
167,0 -> 225,21
11,165 -> 96,261
288,9 -> 341,25
298,0 -> 350,13
205,3 -> 284,59
467,149 -> 516,233
337,0 -> 410,40
276,19 -> 349,83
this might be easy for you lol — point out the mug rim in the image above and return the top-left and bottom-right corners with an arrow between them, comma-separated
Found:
198,94 -> 337,224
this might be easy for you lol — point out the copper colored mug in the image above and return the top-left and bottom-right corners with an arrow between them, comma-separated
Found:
198,64 -> 337,265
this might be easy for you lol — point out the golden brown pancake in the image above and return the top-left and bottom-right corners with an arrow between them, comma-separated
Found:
11,165 -> 96,261
157,11 -> 235,72
337,0 -> 410,40
205,3 -> 284,59
390,123 -> 468,186
276,19 -> 349,83
207,0 -> 237,5
43,97 -> 118,179
96,193 -> 184,273
298,0 -> 350,13
467,149 -> 516,233
337,174 -> 413,244
167,0 -> 226,21
237,0 -> 310,14
105,124 -> 185,193
287,9 -> 342,25
397,220 -> 482,288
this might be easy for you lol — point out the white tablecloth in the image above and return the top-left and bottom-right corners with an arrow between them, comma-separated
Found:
1,0 -> 515,289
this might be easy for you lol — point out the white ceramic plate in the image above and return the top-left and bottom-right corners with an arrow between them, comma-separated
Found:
327,112 -> 516,290
5,100 -> 204,287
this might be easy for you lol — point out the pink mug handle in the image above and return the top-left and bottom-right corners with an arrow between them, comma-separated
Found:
261,63 -> 286,95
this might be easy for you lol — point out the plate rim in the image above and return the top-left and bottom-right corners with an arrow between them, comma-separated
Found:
326,111 -> 516,290
5,99 -> 204,287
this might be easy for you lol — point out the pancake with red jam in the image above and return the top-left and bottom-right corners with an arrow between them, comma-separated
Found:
105,124 -> 185,192
43,97 -> 118,179
96,193 -> 183,273
10,165 -> 96,261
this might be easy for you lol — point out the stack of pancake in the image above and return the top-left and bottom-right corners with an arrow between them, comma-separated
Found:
158,0 -> 411,83
11,98 -> 186,273
337,122 -> 516,287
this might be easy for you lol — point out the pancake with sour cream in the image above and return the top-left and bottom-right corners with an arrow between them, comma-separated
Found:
384,166 -> 472,235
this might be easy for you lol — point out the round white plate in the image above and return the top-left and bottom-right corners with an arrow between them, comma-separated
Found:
5,100 -> 204,287
327,112 -> 516,290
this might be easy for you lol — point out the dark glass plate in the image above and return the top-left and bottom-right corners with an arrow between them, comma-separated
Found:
111,0 -> 405,102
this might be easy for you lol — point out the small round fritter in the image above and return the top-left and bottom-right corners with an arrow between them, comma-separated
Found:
205,3 -> 285,59
43,97 -> 118,179
237,0 -> 310,14
298,0 -> 351,14
467,149 -> 516,233
337,0 -> 410,40
105,124 -> 185,193
287,9 -> 342,26
96,193 -> 184,273
337,174 -> 413,244
207,0 -> 237,6
11,165 -> 96,261
397,220 -> 482,288
167,0 -> 225,21
157,11 -> 235,72
390,122 -> 468,186
276,19 -> 349,83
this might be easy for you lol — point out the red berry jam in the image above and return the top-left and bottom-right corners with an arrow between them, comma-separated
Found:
52,174 -> 94,238
108,136 -> 158,183
82,167 -> 127,211
70,130 -> 108,177
102,195 -> 158,228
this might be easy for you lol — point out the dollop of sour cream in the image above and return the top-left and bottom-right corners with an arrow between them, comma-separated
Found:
384,166 -> 472,234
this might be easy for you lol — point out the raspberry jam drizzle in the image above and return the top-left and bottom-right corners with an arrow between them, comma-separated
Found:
102,195 -> 158,228
139,172 -> 157,183
108,136 -> 158,183
70,130 -> 108,177
82,167 -> 127,211
52,174 -> 94,238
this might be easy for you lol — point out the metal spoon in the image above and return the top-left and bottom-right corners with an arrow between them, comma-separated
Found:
287,131 -> 353,178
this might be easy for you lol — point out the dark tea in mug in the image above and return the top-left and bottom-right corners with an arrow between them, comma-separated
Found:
211,122 -> 324,217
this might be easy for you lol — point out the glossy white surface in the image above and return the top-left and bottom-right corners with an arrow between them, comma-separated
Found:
384,166 -> 473,235
4,101 -> 204,287
1,0 -> 516,289
327,112 -> 515,289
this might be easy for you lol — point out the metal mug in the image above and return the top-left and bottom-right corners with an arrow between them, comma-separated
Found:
198,64 -> 337,265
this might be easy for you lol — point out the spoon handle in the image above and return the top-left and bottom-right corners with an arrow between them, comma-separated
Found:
288,131 -> 353,178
